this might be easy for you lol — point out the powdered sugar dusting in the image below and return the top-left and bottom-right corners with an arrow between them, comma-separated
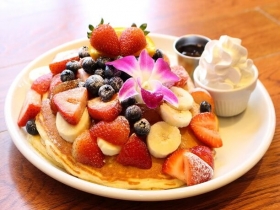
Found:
184,152 -> 214,185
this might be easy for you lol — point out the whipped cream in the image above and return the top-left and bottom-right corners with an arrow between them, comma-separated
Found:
197,35 -> 254,89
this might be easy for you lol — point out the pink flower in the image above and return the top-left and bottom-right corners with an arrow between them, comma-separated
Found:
106,50 -> 179,109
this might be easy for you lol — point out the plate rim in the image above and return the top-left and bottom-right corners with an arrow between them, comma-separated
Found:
4,33 -> 276,201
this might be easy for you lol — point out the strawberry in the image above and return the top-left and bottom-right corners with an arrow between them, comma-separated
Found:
184,152 -> 213,186
189,145 -> 214,168
189,112 -> 223,148
87,94 -> 122,121
49,73 -> 62,93
119,23 -> 148,56
52,87 -> 88,125
76,68 -> 90,82
171,66 -> 189,87
162,148 -> 188,182
88,19 -> 120,57
31,72 -> 53,95
90,116 -> 130,146
17,89 -> 41,127
116,133 -> 152,169
72,130 -> 105,168
190,88 -> 215,112
49,50 -> 80,75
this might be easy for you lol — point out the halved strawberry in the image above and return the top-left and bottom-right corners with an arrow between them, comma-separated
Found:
31,72 -> 53,95
184,152 -> 213,186
162,148 -> 188,182
52,87 -> 88,125
190,88 -> 215,112
189,112 -> 223,148
76,68 -> 90,82
49,50 -> 80,75
87,94 -> 122,121
189,145 -> 214,169
90,116 -> 130,146
116,133 -> 152,169
72,130 -> 105,168
88,20 -> 120,57
171,66 -> 189,87
49,73 -> 62,93
17,89 -> 41,127
119,24 -> 147,56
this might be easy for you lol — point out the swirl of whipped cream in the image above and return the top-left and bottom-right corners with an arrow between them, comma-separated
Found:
197,35 -> 254,89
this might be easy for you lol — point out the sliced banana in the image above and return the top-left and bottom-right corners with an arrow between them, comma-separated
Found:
147,121 -> 181,158
56,108 -> 90,143
97,137 -> 121,156
168,86 -> 194,111
159,103 -> 192,128
29,66 -> 51,83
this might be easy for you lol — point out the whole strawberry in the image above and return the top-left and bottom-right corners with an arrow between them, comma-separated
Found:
88,19 -> 120,57
119,23 -> 148,56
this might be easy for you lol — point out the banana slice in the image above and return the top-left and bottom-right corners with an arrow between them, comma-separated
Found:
29,66 -> 51,83
56,108 -> 90,143
147,121 -> 181,158
168,86 -> 194,111
159,103 -> 192,128
97,137 -> 121,156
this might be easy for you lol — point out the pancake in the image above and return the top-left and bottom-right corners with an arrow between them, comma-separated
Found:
31,98 -> 203,190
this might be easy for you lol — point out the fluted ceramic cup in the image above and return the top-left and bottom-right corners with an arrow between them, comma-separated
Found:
173,34 -> 210,78
193,65 -> 259,117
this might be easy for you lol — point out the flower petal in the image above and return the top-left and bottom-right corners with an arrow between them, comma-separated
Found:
161,85 -> 179,107
151,58 -> 179,86
138,50 -> 155,82
106,56 -> 141,78
141,88 -> 163,109
118,78 -> 139,102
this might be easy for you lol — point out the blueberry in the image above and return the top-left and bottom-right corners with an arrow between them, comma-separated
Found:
60,69 -> 75,82
66,60 -> 81,73
121,97 -> 137,109
78,46 -> 90,58
26,119 -> 39,135
82,57 -> 99,74
98,84 -> 115,101
94,68 -> 105,77
96,57 -> 112,69
152,49 -> 163,61
85,75 -> 104,96
125,105 -> 142,122
200,101 -> 212,113
134,118 -> 150,136
109,76 -> 123,92
104,65 -> 114,78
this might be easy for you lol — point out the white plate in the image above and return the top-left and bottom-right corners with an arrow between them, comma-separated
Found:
5,34 -> 276,201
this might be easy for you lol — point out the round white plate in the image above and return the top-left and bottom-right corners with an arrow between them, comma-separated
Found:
5,34 -> 276,201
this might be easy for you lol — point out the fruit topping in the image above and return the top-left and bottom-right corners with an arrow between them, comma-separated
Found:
85,75 -> 104,97
31,72 -> 53,95
78,46 -> 90,58
189,145 -> 214,169
116,133 -> 152,169
184,152 -> 213,186
98,84 -> 115,101
81,57 -> 99,74
88,19 -> 120,57
52,87 -> 88,125
200,100 -> 212,113
90,116 -> 130,146
26,119 -> 39,135
162,149 -> 186,182
72,130 -> 105,168
133,118 -> 151,136
124,104 -> 142,123
119,23 -> 148,56
97,137 -> 121,156
17,89 -> 42,127
49,50 -> 79,75
170,65 -> 189,88
190,88 -> 215,112
60,69 -> 75,82
108,76 -> 123,92
65,60 -> 81,73
147,121 -> 181,158
189,112 -> 223,148
87,94 -> 122,121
